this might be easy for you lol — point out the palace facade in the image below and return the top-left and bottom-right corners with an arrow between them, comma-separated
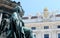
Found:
22,8 -> 60,38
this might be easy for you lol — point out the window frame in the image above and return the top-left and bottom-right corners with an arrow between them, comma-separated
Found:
57,25 -> 60,28
58,33 -> 60,38
44,34 -> 49,38
31,27 -> 36,30
44,26 -> 49,29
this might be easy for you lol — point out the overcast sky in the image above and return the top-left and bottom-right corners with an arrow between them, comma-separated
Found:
13,0 -> 60,16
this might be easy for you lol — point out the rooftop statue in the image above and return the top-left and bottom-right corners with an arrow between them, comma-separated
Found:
0,0 -> 34,38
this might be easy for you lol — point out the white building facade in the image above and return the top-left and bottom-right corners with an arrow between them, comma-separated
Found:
22,8 -> 60,38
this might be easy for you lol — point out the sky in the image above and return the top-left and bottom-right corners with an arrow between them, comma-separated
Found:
13,0 -> 60,16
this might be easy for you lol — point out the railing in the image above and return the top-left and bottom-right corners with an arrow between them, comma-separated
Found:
23,19 -> 60,23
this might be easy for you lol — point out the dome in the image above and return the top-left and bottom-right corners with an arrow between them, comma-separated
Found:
44,8 -> 48,11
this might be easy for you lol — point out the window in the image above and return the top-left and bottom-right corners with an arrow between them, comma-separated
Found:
58,33 -> 60,38
44,34 -> 49,38
31,27 -> 36,30
58,25 -> 60,28
44,26 -> 49,29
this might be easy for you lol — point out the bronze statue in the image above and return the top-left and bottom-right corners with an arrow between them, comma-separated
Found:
0,0 -> 34,38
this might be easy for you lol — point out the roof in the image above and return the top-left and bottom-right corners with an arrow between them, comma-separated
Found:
31,16 -> 38,19
22,14 -> 60,19
22,17 -> 29,19
56,14 -> 60,17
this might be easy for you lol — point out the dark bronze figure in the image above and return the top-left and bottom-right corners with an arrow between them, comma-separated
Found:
0,0 -> 34,38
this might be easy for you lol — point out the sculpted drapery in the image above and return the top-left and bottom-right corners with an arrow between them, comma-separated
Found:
0,0 -> 33,38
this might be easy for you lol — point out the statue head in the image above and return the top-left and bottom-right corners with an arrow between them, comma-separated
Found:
17,2 -> 20,6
